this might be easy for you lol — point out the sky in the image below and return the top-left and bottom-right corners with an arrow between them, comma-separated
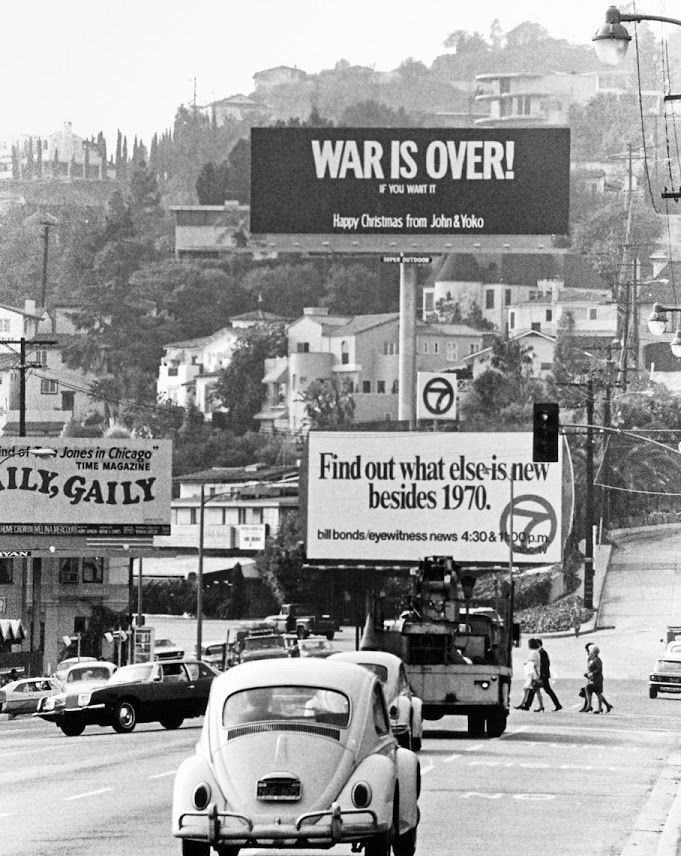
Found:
1,0 -> 674,149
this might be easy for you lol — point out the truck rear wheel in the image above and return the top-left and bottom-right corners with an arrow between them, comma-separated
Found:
486,709 -> 507,738
467,714 -> 485,737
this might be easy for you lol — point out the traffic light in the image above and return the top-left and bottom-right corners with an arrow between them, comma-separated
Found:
532,402 -> 559,462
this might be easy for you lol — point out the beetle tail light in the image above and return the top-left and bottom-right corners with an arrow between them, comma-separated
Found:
389,704 -> 398,718
192,783 -> 211,810
351,782 -> 372,808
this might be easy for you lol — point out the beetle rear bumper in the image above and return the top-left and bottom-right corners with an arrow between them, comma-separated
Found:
176,801 -> 382,846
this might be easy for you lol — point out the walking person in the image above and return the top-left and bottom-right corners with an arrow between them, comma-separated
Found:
579,643 -> 593,711
514,637 -> 545,711
537,639 -> 562,711
586,644 -> 613,714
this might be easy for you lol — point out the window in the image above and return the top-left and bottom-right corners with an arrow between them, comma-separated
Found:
297,342 -> 310,353
300,376 -> 307,388
362,381 -> 371,393
505,289 -> 512,306
341,352 -> 349,365
0,559 -> 12,584
422,341 -> 429,354
377,381 -> 386,394
252,508 -> 263,524
61,391 -> 75,411
60,559 -> 80,584
589,308 -> 598,320
372,683 -> 390,735
392,380 -> 399,394
485,290 -> 494,310
546,309 -> 553,322
469,344 -> 477,354
0,319 -> 10,333
33,349 -> 47,366
433,342 -> 440,355
446,342 -> 457,362
168,367 -> 178,377
189,508 -> 197,525
41,379 -> 58,395
82,558 -> 103,584
238,507 -> 247,524
509,311 -> 515,330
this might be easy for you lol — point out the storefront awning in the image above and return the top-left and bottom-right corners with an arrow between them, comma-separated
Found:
0,619 -> 26,643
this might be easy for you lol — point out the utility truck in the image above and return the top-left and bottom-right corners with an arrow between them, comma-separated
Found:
361,555 -> 519,738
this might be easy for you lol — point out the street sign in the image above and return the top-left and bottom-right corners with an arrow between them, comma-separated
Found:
417,372 -> 457,421
381,254 -> 433,264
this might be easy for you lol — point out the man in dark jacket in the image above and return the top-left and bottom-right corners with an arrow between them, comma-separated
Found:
537,639 -> 562,711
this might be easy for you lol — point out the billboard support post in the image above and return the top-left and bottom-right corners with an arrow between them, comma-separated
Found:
398,262 -> 417,428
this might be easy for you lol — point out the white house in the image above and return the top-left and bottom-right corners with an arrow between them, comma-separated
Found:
255,307 -> 484,434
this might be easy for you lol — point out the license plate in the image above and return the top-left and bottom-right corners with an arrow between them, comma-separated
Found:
257,778 -> 301,801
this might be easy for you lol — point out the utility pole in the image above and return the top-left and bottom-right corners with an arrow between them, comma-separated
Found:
584,378 -> 595,610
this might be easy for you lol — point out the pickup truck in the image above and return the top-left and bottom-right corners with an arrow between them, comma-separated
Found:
265,603 -> 337,640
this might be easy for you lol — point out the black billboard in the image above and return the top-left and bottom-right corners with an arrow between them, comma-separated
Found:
250,127 -> 570,237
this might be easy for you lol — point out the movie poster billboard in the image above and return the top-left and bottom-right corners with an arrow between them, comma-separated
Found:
306,432 -> 562,564
0,438 -> 171,536
251,127 -> 570,237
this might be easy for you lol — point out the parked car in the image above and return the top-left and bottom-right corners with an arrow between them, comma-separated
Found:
36,661 -> 118,733
172,658 -> 420,856
239,631 -> 288,664
330,650 -> 423,751
36,659 -> 218,736
54,656 -> 98,684
197,641 -> 227,670
225,622 -> 274,667
297,635 -> 339,658
265,602 -> 338,639
649,656 -> 681,698
0,676 -> 61,716
155,638 -> 185,660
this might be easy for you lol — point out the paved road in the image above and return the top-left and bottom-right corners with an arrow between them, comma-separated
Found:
1,685 -> 679,856
6,529 -> 681,856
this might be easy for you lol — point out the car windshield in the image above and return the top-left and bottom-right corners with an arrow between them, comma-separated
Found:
66,666 -> 112,683
656,660 -> 681,672
108,664 -> 155,684
156,639 -> 174,647
223,685 -> 350,728
302,640 -> 329,651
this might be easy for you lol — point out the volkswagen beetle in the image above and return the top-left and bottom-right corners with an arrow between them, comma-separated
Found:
172,658 -> 420,856
330,650 -> 423,751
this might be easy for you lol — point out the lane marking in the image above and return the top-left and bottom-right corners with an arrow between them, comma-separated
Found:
64,787 -> 114,801
148,770 -> 176,779
464,743 -> 483,752
444,753 -> 461,763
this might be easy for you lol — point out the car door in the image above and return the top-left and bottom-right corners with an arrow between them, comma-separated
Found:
6,681 -> 32,715
184,661 -> 215,715
153,662 -> 193,719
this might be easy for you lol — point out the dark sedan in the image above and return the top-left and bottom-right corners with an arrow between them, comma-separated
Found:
36,659 -> 218,736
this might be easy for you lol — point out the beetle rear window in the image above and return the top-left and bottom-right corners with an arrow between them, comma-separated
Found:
223,685 -> 350,728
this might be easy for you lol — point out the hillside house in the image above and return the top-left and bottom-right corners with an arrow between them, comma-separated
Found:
255,307 -> 483,434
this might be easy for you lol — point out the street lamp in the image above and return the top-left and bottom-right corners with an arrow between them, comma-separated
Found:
23,212 -> 59,308
647,303 -> 681,357
593,6 -> 681,66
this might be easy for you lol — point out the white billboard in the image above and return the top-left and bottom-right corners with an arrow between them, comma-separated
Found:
306,432 -> 562,564
0,438 -> 172,536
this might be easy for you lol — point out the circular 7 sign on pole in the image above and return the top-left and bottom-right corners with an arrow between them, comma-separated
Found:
417,372 -> 457,421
